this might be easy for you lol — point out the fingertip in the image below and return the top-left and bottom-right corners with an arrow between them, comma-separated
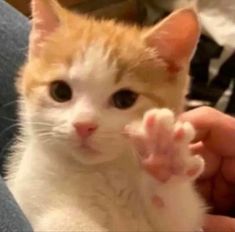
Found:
203,215 -> 235,232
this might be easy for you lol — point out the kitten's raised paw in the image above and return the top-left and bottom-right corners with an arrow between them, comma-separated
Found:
126,108 -> 204,183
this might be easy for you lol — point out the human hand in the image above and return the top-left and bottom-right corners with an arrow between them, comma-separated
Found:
179,107 -> 235,232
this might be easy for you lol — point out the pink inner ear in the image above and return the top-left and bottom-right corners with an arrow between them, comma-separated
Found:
144,9 -> 200,73
29,0 -> 60,57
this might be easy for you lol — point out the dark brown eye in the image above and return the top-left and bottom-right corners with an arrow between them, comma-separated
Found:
112,89 -> 138,109
49,81 -> 72,102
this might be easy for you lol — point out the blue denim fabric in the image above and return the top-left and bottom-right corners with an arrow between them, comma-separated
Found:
0,176 -> 33,232
0,1 -> 29,174
0,2 -> 32,231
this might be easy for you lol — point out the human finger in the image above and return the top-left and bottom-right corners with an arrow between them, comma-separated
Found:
179,107 -> 235,157
203,215 -> 235,232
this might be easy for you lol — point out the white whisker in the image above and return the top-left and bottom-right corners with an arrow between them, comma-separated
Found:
0,124 -> 19,137
1,100 -> 17,108
0,116 -> 19,122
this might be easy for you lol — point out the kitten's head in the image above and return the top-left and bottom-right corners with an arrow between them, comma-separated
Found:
19,0 -> 200,165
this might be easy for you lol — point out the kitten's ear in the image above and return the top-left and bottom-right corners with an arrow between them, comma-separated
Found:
143,8 -> 200,73
29,0 -> 65,58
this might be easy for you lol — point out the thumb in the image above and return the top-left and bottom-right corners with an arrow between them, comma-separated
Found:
179,107 -> 235,157
204,215 -> 235,232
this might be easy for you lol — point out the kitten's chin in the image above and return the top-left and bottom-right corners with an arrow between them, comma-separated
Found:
71,148 -> 121,165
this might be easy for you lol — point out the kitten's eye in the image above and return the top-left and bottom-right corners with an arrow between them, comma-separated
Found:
49,81 -> 72,102
112,89 -> 138,109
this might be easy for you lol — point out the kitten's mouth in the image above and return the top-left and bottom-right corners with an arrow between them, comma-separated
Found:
79,143 -> 100,155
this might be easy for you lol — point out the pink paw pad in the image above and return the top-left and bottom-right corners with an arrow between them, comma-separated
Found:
152,195 -> 165,208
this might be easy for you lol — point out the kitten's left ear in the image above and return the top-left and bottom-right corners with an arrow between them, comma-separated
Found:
29,0 -> 66,58
142,8 -> 200,73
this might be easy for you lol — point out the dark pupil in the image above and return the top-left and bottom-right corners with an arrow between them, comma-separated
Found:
112,89 -> 138,109
50,81 -> 72,102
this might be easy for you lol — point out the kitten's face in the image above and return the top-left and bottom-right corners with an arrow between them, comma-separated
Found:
22,37 -> 169,165
19,1 -> 199,165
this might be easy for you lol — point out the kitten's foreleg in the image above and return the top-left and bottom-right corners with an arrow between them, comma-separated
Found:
127,109 -> 206,232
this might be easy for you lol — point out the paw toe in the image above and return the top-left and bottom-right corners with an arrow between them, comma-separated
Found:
143,108 -> 175,133
156,109 -> 174,129
186,155 -> 205,179
182,122 -> 195,143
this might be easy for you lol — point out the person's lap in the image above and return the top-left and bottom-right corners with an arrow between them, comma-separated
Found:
0,0 -> 29,174
0,175 -> 32,231
0,1 -> 32,231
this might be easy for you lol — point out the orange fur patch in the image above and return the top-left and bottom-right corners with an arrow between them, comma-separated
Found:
19,3 -> 191,114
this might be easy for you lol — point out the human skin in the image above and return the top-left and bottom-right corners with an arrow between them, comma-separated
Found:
179,107 -> 235,232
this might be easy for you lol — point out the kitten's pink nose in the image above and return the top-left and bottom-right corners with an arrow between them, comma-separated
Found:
74,122 -> 97,138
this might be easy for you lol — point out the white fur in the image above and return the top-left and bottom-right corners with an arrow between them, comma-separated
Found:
6,42 -> 205,231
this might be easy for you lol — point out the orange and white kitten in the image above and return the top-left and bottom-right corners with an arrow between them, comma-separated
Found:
6,0 -> 206,231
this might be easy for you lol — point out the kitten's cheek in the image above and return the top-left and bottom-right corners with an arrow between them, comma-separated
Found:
122,126 -> 131,138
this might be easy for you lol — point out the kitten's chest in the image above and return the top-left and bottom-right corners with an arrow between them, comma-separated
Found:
73,169 -> 152,231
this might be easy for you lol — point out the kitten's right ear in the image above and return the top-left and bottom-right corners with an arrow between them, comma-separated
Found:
29,0 -> 65,58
